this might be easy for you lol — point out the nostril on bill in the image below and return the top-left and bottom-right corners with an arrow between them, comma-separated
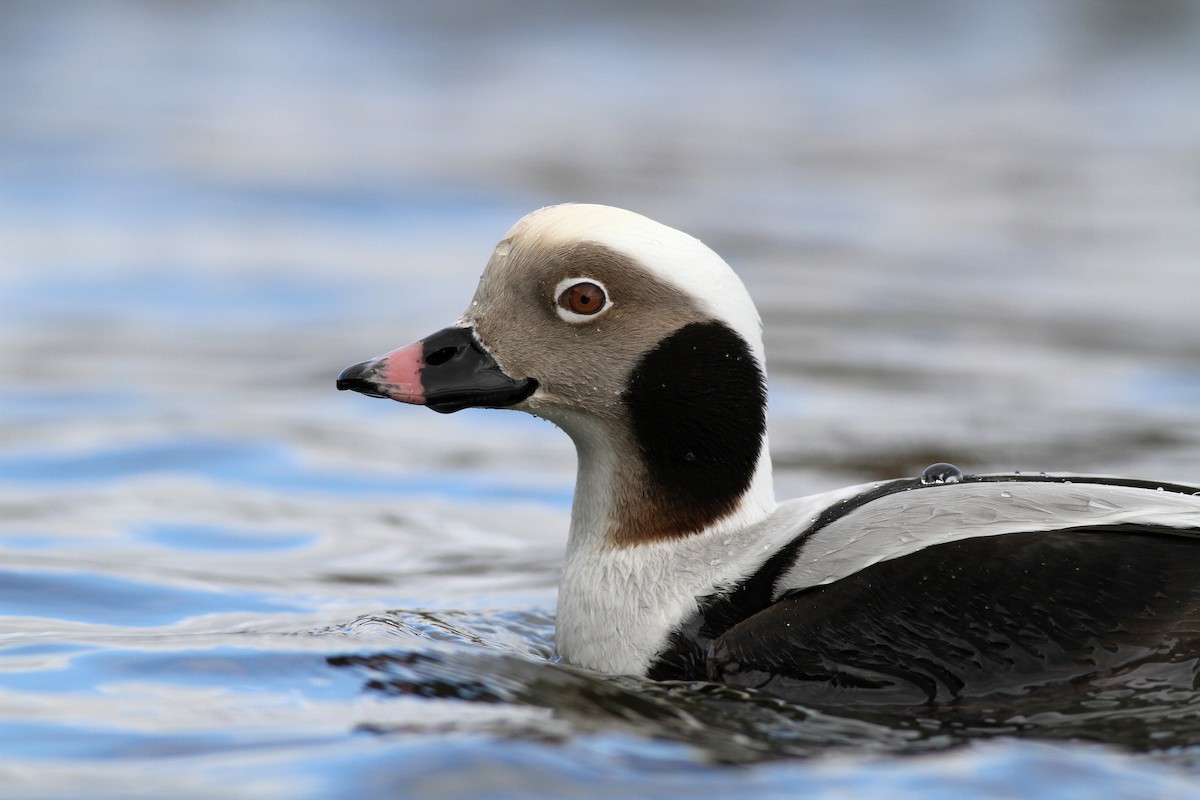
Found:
425,345 -> 458,366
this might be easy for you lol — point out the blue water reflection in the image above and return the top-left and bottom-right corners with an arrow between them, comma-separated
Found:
138,523 -> 315,553
0,438 -> 573,504
0,570 -> 298,625
0,721 -> 238,760
0,648 -> 355,696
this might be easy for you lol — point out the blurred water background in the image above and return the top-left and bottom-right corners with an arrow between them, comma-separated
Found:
2,1 -> 1200,797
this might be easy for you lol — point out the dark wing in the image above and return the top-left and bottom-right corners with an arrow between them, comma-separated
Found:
707,525 -> 1200,707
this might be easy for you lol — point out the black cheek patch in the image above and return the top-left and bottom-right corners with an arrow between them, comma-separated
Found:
623,321 -> 767,537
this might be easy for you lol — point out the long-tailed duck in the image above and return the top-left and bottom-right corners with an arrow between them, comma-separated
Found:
338,204 -> 1200,704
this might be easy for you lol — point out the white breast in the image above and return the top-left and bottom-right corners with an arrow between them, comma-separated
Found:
554,481 -> 871,675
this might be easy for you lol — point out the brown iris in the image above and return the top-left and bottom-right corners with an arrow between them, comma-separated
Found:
558,282 -> 607,315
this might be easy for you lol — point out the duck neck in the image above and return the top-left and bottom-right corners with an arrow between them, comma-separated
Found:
554,415 -> 776,675
565,418 -> 776,552
549,319 -> 779,674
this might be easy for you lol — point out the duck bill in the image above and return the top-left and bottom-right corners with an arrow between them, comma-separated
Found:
336,325 -> 537,414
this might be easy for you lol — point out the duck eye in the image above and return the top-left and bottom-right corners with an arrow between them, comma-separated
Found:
557,282 -> 607,316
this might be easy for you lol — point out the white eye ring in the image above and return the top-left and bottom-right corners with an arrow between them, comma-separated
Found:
554,277 -> 613,324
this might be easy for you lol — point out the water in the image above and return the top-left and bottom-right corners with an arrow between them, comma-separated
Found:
3,1 -> 1200,797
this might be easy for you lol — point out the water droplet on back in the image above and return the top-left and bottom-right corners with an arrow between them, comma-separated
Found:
920,462 -> 964,485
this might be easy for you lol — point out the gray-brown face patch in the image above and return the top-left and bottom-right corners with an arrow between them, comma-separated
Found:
464,238 -> 764,546
468,240 -> 709,420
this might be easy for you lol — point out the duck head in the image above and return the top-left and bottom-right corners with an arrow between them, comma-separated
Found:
338,204 -> 776,547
